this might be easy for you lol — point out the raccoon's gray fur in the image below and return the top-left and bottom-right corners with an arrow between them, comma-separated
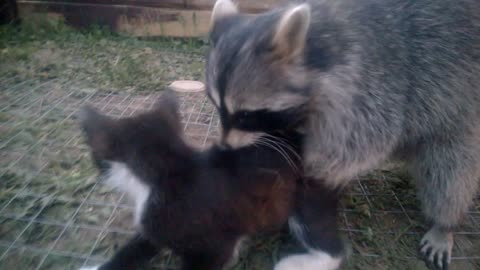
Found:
207,0 -> 480,269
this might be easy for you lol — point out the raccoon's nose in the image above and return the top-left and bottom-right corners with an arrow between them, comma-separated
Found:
219,135 -> 232,149
219,129 -> 229,148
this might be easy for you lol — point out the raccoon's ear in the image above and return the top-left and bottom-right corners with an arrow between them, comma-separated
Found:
211,0 -> 238,25
271,3 -> 311,62
78,105 -> 116,160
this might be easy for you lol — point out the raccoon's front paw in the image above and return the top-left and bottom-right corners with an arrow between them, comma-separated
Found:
419,227 -> 453,270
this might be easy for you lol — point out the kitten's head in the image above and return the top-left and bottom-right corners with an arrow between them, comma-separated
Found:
78,92 -> 190,182
206,0 -> 312,148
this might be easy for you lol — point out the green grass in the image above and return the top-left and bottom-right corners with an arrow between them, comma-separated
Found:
0,20 -> 205,93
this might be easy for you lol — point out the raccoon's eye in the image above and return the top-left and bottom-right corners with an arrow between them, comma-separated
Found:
232,111 -> 259,131
232,111 -> 252,126
241,111 -> 250,118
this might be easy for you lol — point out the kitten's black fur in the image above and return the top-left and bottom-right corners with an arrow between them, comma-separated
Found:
78,93 -> 340,270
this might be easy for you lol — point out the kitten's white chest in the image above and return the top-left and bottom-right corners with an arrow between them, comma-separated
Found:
105,162 -> 150,226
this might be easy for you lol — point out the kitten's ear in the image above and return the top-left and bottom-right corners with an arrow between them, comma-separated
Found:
154,91 -> 180,122
77,105 -> 115,160
211,0 -> 238,25
270,4 -> 311,62
78,105 -> 108,136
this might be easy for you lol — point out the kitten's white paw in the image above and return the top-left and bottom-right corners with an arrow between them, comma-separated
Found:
274,252 -> 342,270
79,266 -> 100,270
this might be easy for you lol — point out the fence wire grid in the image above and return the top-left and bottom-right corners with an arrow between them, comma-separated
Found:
0,78 -> 479,269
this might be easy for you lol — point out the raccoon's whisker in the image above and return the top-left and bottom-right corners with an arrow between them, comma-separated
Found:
255,139 -> 290,168
262,134 -> 302,163
257,137 -> 298,172
261,137 -> 298,170
257,141 -> 296,172
262,133 -> 296,151
266,138 -> 302,173
275,138 -> 301,161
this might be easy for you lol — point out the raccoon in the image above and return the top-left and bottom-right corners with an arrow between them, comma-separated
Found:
78,92 -> 334,270
206,0 -> 480,269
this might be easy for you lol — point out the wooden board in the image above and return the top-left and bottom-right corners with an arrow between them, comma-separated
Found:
18,0 -> 288,12
0,0 -> 19,24
117,8 -> 212,37
17,1 -> 212,37
17,0 -> 287,37
184,0 -> 289,12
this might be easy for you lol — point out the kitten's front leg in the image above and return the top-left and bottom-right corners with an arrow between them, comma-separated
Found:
80,233 -> 158,270
181,240 -> 237,270
275,180 -> 345,270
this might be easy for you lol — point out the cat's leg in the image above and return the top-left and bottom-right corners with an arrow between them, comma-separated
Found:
181,239 -> 238,270
274,180 -> 345,270
224,236 -> 248,269
408,138 -> 480,270
79,234 -> 158,270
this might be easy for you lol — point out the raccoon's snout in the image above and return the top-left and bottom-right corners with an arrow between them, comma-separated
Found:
219,130 -> 232,149
221,128 -> 264,149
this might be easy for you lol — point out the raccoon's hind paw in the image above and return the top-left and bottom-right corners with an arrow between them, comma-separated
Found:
419,227 -> 453,270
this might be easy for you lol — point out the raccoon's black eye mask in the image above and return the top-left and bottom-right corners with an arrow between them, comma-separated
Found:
229,107 -> 306,133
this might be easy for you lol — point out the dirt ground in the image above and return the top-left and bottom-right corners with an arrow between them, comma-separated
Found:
0,21 -> 479,270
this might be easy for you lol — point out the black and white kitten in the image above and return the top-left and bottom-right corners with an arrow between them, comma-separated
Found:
77,93 -> 333,270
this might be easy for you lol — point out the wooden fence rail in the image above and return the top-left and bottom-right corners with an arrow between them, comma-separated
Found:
16,0 -> 288,37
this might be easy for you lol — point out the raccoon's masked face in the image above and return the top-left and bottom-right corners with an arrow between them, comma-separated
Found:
206,0 -> 312,148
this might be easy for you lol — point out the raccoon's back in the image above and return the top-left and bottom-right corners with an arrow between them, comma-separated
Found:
404,0 -> 480,138
310,0 -> 480,137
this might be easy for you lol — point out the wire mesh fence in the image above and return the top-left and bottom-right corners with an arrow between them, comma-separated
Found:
1,54 -> 479,270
